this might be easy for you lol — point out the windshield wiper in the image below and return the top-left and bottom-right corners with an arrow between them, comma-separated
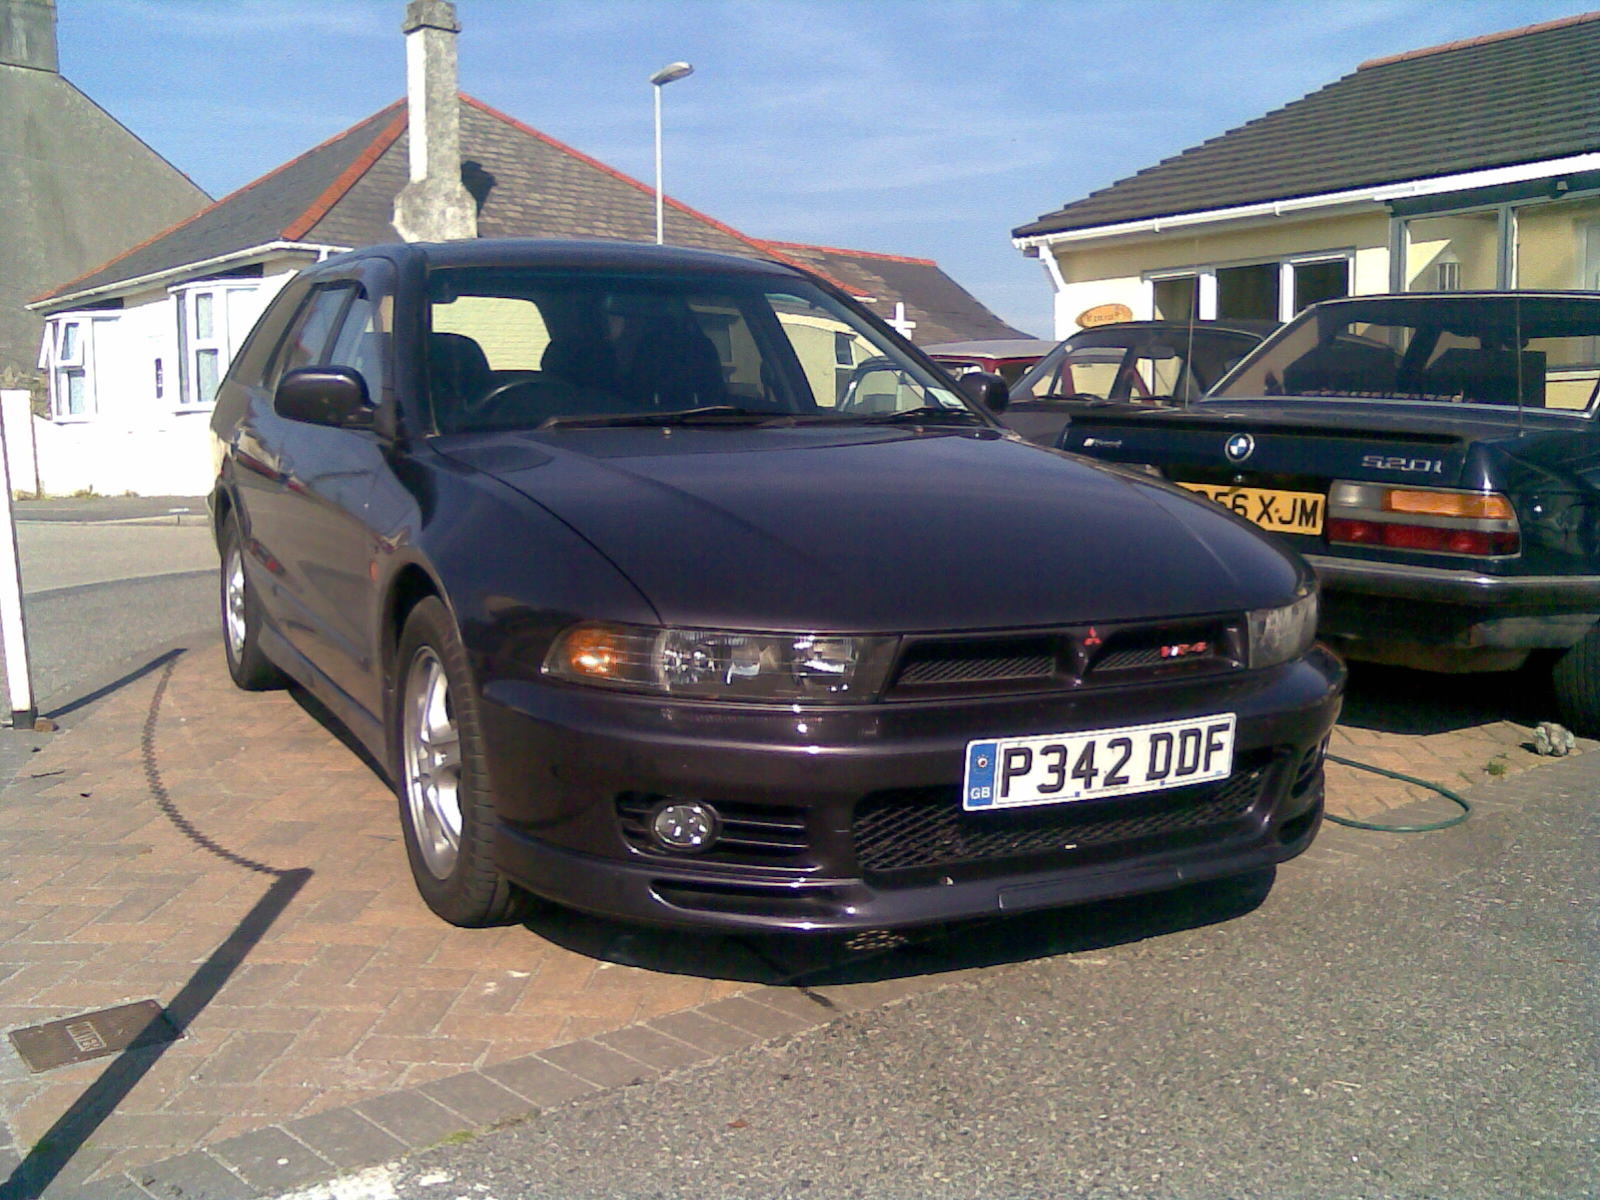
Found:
799,405 -> 986,426
538,406 -> 792,430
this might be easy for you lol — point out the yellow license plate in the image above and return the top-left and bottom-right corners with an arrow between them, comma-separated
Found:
1180,483 -> 1325,534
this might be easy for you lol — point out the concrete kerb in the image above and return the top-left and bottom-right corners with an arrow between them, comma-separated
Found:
117,979 -> 942,1199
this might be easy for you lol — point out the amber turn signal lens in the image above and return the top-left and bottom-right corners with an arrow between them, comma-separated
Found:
1383,490 -> 1514,519
563,627 -> 625,677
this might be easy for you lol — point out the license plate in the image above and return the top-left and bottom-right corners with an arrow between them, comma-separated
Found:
1180,483 -> 1325,534
964,713 -> 1236,811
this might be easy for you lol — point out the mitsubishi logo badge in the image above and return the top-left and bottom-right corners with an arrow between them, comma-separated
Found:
1224,433 -> 1256,463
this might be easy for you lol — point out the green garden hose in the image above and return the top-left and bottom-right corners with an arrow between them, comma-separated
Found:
1324,751 -> 1471,832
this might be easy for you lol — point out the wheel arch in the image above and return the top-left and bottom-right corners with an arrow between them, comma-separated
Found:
382,563 -> 446,688
211,487 -> 235,549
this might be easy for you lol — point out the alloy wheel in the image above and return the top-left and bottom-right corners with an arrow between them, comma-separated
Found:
402,646 -> 464,879
223,543 -> 248,662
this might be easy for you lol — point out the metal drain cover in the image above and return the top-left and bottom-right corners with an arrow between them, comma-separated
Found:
8,1000 -> 180,1073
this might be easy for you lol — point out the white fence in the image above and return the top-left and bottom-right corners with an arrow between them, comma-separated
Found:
0,389 -> 214,497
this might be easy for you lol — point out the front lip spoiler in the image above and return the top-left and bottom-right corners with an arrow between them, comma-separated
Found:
492,795 -> 1322,934
1305,554 -> 1600,607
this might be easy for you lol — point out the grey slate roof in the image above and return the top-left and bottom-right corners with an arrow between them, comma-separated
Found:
760,241 -> 1030,344
1015,12 -> 1600,239
38,104 -> 404,302
39,94 -> 1023,342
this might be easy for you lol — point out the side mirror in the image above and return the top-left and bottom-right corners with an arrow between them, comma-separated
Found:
957,371 -> 1010,414
274,366 -> 372,428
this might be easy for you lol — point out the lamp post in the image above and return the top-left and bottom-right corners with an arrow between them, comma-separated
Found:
650,61 -> 694,245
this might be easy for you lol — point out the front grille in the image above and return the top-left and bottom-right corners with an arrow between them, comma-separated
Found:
887,619 -> 1242,699
895,641 -> 1057,687
1093,646 -> 1172,671
1088,622 -> 1232,676
616,794 -> 810,865
852,765 -> 1267,875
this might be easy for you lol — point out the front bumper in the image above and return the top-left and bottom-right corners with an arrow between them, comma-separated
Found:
477,648 -> 1345,933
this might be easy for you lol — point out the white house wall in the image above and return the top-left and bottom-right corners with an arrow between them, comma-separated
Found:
30,265 -> 297,497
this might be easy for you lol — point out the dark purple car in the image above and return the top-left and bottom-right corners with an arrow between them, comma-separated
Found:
209,239 -> 1342,933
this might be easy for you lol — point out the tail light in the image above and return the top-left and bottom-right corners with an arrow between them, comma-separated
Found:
1326,483 -> 1519,557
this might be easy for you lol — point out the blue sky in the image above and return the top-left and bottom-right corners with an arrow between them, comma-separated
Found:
59,0 -> 1590,336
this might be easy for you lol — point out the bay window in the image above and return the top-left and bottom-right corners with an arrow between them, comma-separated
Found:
173,282 -> 259,407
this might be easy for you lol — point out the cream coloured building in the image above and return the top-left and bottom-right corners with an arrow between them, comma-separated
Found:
1014,13 -> 1600,337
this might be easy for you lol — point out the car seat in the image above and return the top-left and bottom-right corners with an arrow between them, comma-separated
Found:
617,320 -> 728,409
427,332 -> 492,425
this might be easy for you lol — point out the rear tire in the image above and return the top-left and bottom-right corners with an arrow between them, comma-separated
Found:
393,597 -> 529,927
220,516 -> 287,691
1551,623 -> 1600,738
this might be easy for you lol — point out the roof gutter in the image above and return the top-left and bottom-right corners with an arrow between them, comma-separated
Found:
1013,152 -> 1600,252
27,241 -> 351,312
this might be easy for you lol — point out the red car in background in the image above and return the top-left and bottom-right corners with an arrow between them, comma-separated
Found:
925,338 -> 1057,386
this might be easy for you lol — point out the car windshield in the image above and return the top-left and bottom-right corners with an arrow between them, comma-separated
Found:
1010,326 -> 1262,405
423,267 -> 970,434
1212,294 -> 1600,416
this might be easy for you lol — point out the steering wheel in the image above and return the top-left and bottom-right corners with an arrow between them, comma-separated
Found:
469,377 -> 580,428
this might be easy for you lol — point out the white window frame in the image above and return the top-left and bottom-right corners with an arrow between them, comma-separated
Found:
1581,221 -> 1600,291
171,281 -> 259,410
39,315 -> 103,422
1145,250 -> 1354,323
1281,251 -> 1354,318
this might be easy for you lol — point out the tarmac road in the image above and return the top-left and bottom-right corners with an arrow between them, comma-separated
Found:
302,755 -> 1598,1200
0,497 -> 217,784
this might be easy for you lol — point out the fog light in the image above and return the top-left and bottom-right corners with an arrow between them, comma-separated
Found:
649,800 -> 720,852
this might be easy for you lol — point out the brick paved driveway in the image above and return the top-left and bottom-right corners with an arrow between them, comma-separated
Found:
0,644 -> 1585,1194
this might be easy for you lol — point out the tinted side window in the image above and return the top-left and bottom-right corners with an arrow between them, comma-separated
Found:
225,278 -> 310,390
327,291 -> 389,399
267,285 -> 354,386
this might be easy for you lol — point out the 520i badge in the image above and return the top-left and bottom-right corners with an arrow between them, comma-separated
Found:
1360,454 -> 1443,473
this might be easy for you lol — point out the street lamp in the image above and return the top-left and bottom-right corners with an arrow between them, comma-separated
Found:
651,61 -> 694,245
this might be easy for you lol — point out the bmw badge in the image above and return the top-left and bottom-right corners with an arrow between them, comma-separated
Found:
1224,432 -> 1256,463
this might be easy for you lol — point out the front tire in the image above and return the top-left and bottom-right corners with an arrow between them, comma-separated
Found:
1551,623 -> 1600,738
393,597 -> 528,927
220,516 -> 287,691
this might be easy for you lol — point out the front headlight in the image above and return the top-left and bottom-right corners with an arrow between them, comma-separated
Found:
544,622 -> 898,703
1246,588 -> 1318,669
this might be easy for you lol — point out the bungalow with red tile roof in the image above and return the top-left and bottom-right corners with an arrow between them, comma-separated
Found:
24,2 -> 1023,497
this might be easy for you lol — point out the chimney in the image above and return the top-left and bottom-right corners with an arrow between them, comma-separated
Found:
393,0 -> 477,242
1,0 -> 58,73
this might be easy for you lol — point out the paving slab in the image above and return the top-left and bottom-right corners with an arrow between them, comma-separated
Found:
0,642 -> 1588,1197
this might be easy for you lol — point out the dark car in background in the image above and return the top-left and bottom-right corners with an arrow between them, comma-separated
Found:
1062,293 -> 1600,734
1003,320 -> 1271,446
210,238 -> 1341,934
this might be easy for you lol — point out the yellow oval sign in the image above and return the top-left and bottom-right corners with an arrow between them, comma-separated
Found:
1077,303 -> 1133,328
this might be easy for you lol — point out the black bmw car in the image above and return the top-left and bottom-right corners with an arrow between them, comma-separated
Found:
1062,293 -> 1600,735
210,239 -> 1342,933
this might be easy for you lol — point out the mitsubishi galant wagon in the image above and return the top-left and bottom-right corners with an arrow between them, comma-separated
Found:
209,238 -> 1344,933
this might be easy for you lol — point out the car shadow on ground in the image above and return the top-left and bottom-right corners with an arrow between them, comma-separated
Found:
522,868 -> 1276,988
288,682 -> 393,782
1337,657 -> 1559,737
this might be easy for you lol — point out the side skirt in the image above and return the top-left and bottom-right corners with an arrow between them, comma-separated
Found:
258,622 -> 393,782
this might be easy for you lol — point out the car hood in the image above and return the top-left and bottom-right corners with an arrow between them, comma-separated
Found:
440,426 -> 1303,632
